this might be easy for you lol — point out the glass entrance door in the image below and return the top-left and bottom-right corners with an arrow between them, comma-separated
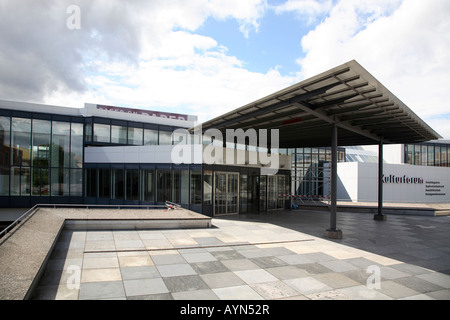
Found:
214,172 -> 239,216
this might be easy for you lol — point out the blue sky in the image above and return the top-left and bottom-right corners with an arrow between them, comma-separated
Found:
196,8 -> 309,76
0,0 -> 449,139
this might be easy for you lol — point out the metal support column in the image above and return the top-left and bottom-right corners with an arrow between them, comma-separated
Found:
326,124 -> 343,239
375,140 -> 387,221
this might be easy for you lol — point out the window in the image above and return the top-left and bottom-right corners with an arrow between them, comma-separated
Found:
128,127 -> 143,146
0,117 -> 11,166
140,169 -> 155,202
111,125 -> 127,144
180,170 -> 189,205
0,167 -> 9,195
32,119 -> 51,168
125,169 -> 139,201
93,123 -> 110,143
203,170 -> 212,205
71,123 -> 83,168
144,129 -> 158,145
12,118 -> 31,167
32,168 -> 49,196
435,146 -> 441,167
51,168 -> 69,196
190,170 -> 202,205
112,169 -> 124,200
86,168 -> 97,198
421,145 -> 428,166
157,170 -> 171,202
159,131 -> 172,145
52,121 -> 70,168
70,169 -> 83,197
99,169 -> 110,199
440,146 -> 446,167
427,145 -> 434,166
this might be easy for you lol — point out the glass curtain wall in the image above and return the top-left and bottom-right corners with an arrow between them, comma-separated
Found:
292,147 -> 345,197
405,143 -> 450,167
0,116 -> 83,198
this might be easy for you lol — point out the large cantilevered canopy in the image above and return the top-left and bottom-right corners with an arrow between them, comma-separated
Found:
200,60 -> 442,148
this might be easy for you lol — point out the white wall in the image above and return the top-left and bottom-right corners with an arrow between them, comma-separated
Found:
336,162 -> 450,203
84,145 -> 291,172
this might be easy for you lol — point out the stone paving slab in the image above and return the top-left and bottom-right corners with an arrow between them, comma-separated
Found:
0,207 -> 211,300
30,210 -> 450,300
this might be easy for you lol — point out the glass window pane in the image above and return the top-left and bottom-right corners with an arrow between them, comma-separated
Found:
85,123 -> 92,142
32,119 -> 51,168
93,123 -> 110,143
421,145 -> 428,166
86,168 -> 97,198
125,169 -> 139,201
190,170 -> 202,205
70,169 -> 83,197
11,167 -> 30,196
428,145 -> 434,166
140,169 -> 155,202
111,125 -> 127,144
32,168 -> 50,196
0,166 -> 9,195
51,168 -> 69,196
0,116 -> 11,166
172,170 -> 181,204
157,170 -> 171,202
144,129 -> 158,145
440,146 -> 446,167
112,169 -> 124,200
159,131 -> 172,145
99,169 -> 111,199
11,167 -> 20,195
204,170 -> 212,205
180,170 -> 189,205
447,147 -> 450,167
20,167 -> 31,196
12,118 -> 31,166
52,122 -> 71,168
435,146 -> 441,166
128,127 -> 143,146
71,123 -> 83,168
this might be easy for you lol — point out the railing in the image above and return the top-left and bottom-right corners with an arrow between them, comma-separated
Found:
0,201 -> 182,239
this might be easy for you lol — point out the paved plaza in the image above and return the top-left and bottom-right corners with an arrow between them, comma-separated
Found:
31,210 -> 450,300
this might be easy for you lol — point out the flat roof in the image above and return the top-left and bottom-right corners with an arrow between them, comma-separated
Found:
200,60 -> 442,148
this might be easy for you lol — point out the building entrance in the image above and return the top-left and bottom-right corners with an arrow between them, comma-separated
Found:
214,172 -> 239,216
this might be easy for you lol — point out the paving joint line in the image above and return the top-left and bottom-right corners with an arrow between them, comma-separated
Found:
82,238 -> 316,254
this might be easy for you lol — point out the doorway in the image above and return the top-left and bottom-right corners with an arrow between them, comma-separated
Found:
214,172 -> 239,216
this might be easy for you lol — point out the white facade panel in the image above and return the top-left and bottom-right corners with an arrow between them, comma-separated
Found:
336,162 -> 450,203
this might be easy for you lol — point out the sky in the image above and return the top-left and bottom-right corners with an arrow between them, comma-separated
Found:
0,0 -> 449,139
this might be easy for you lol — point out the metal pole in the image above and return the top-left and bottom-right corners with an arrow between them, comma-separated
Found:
330,124 -> 337,230
326,124 -> 342,239
375,140 -> 386,220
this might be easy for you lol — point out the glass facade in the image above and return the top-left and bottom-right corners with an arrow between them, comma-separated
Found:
290,147 -> 345,198
405,142 -> 450,167
0,115 -> 84,200
0,109 -> 291,215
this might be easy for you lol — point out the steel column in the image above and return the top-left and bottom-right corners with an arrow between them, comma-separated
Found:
326,124 -> 342,239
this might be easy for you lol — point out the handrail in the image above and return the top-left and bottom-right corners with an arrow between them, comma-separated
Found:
0,205 -> 40,239
0,201 -> 182,239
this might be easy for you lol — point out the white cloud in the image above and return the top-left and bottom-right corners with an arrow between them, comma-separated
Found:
0,0 -> 292,123
296,0 -> 450,138
274,0 -> 333,23
38,0 -> 295,123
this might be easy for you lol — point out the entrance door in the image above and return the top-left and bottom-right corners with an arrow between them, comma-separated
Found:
214,172 -> 239,216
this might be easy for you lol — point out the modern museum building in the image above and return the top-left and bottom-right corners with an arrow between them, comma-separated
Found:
0,60 -> 448,220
